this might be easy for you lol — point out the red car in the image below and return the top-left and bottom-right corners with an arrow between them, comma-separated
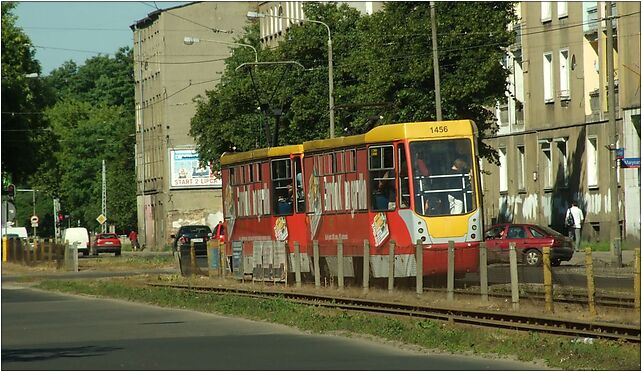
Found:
484,223 -> 574,266
92,233 -> 122,256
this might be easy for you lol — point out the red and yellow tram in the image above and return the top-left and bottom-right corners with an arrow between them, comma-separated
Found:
220,120 -> 483,280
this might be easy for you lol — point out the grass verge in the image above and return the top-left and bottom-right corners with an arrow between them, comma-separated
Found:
35,278 -> 639,370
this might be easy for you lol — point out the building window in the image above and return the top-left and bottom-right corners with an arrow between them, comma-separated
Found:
557,1 -> 568,18
555,138 -> 569,187
543,52 -> 554,103
499,147 -> 508,192
540,140 -> 552,189
517,145 -> 525,190
559,49 -> 570,99
541,2 -> 552,22
587,136 -> 599,187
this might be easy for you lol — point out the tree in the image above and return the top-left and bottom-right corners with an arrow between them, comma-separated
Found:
35,49 -> 136,233
191,2 -> 516,165
1,2 -> 53,183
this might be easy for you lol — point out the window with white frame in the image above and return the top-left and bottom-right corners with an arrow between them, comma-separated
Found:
517,145 -> 525,190
587,136 -> 599,187
555,138 -> 569,187
540,140 -> 553,189
557,1 -> 568,18
541,2 -> 552,22
543,52 -> 554,103
499,147 -> 508,192
559,49 -> 570,99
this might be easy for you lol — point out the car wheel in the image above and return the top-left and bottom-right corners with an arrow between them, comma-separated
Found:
115,250 -> 121,256
525,249 -> 542,266
551,258 -> 561,267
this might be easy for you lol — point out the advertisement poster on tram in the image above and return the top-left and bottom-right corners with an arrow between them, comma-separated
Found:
371,212 -> 390,247
169,148 -> 222,189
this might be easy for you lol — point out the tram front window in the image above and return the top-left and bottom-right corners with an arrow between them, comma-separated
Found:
409,139 -> 476,216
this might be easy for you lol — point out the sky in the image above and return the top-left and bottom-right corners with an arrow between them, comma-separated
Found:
15,1 -> 189,75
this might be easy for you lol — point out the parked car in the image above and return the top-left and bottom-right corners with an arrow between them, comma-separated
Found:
484,223 -> 574,266
62,227 -> 90,256
171,225 -> 213,256
92,233 -> 122,256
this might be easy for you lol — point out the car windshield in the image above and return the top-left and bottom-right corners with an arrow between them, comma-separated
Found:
99,234 -> 118,239
409,139 -> 476,216
537,225 -> 563,237
181,226 -> 212,235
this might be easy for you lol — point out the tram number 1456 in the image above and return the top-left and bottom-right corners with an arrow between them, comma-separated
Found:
430,125 -> 449,134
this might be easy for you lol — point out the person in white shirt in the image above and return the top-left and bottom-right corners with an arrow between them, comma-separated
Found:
565,201 -> 584,251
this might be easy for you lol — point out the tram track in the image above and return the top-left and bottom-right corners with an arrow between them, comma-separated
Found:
146,282 -> 640,343
422,288 -> 635,309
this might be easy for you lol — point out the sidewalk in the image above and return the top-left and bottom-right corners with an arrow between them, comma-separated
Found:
565,249 -> 636,277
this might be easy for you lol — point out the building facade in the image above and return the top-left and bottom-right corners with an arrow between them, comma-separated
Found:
131,2 -> 256,249
485,1 -> 640,245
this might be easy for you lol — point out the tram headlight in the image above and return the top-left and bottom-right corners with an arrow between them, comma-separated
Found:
418,228 -> 424,234
472,225 -> 477,230
471,234 -> 476,239
421,236 -> 426,242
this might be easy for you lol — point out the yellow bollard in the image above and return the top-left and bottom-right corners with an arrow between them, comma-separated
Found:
585,247 -> 597,316
2,235 -> 7,262
542,246 -> 554,313
634,248 -> 640,313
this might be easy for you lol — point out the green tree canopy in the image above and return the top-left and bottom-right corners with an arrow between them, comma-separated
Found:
191,2 -> 516,166
1,2 -> 53,183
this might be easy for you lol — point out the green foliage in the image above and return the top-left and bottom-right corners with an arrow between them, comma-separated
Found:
191,2 -> 517,166
1,2 -> 54,183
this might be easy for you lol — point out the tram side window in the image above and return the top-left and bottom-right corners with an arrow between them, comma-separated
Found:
294,157 -> 304,213
272,158 -> 293,215
397,144 -> 410,209
369,145 -> 396,211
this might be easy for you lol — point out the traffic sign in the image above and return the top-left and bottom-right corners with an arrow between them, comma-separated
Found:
30,215 -> 39,224
96,214 -> 107,225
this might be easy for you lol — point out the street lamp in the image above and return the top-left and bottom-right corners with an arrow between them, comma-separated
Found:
247,11 -> 335,138
183,36 -> 258,63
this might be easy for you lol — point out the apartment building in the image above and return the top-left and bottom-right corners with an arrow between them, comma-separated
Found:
130,2 -> 256,249
486,1 -> 640,245
255,1 -> 383,47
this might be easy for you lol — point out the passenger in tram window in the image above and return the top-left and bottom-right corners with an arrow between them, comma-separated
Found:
277,183 -> 294,215
373,171 -> 394,211
447,158 -> 468,214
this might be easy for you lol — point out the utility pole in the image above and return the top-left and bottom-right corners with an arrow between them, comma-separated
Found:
430,1 -> 442,121
102,159 -> 107,233
137,26 -> 146,248
605,1 -> 621,265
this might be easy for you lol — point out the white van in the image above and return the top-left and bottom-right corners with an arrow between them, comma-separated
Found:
62,227 -> 90,256
2,226 -> 28,239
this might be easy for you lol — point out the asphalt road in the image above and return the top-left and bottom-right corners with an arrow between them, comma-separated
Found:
1,284 -> 547,371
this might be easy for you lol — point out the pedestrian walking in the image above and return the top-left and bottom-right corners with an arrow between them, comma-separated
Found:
128,230 -> 140,251
565,201 -> 584,251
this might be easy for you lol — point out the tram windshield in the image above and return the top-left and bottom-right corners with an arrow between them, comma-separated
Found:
409,139 -> 476,216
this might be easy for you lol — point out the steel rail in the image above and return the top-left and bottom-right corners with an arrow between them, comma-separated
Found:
147,283 -> 640,343
422,288 -> 635,308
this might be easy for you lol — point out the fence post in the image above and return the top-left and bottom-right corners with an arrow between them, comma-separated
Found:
543,246 -> 554,313
294,241 -> 302,288
190,241 -> 197,276
36,239 -> 42,261
509,242 -> 519,311
585,247 -> 597,316
11,238 -> 17,263
47,239 -> 53,263
387,240 -> 395,292
220,241 -> 226,279
337,239 -> 344,290
479,242 -> 488,302
313,240 -> 320,288
447,240 -> 455,302
363,240 -> 370,293
416,239 -> 423,295
634,248 -> 640,313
